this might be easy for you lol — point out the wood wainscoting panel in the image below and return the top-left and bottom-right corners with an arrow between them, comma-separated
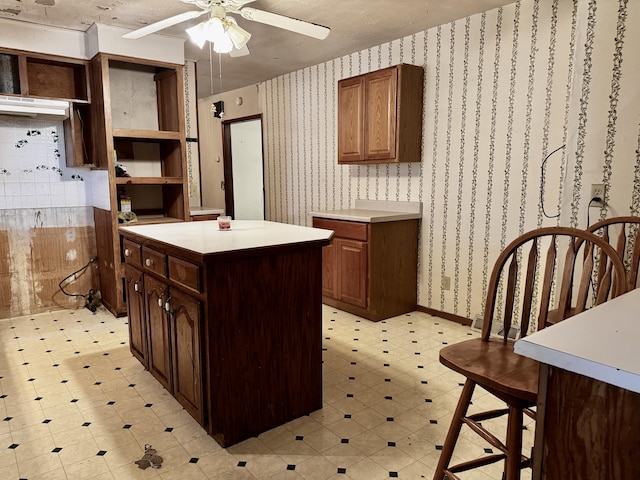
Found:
29,225 -> 98,314
0,208 -> 98,319
0,230 -> 11,318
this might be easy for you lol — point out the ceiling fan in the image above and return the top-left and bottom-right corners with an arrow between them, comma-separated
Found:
122,0 -> 330,56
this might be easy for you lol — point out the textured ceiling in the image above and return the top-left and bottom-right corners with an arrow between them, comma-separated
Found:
0,0 -> 514,98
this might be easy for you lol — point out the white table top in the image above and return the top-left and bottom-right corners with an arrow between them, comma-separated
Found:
120,220 -> 333,255
514,288 -> 640,393
310,199 -> 422,223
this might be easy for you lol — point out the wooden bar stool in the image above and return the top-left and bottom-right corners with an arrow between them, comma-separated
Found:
587,216 -> 640,291
433,227 -> 628,480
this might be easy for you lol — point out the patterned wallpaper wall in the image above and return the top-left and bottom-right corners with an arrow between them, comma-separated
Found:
260,0 -> 640,321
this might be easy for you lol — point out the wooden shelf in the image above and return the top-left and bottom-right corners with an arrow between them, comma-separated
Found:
113,128 -> 182,140
118,215 -> 183,226
116,177 -> 183,185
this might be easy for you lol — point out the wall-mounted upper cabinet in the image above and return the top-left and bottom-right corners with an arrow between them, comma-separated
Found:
337,63 -> 424,164
0,49 -> 89,102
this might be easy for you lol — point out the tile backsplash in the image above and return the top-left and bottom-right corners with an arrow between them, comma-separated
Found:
0,115 -> 103,209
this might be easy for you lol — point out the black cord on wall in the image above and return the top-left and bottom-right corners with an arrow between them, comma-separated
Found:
58,257 -> 101,311
540,144 -> 566,219
586,197 -> 603,227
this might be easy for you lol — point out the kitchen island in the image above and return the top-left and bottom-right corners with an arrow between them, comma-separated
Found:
514,288 -> 640,479
119,220 -> 333,447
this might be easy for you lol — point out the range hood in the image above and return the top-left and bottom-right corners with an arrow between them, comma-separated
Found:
0,95 -> 70,119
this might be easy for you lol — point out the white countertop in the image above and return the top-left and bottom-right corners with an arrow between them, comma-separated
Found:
120,220 -> 333,255
310,199 -> 422,223
514,288 -> 640,393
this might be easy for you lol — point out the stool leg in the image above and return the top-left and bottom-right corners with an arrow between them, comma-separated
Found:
504,405 -> 524,480
433,379 -> 476,480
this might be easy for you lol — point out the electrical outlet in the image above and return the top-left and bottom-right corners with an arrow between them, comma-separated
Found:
590,184 -> 604,201
442,276 -> 451,291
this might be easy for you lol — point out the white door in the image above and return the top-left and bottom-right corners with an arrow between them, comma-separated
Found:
229,119 -> 264,220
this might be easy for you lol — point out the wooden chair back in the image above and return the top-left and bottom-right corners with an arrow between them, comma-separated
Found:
481,226 -> 628,342
587,216 -> 640,292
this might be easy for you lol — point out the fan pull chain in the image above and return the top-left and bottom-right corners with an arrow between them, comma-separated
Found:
218,52 -> 223,94
209,43 -> 214,95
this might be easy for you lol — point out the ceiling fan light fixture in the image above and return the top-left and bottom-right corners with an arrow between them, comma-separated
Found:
187,16 -> 227,49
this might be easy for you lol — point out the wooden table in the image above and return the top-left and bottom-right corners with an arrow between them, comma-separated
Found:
515,288 -> 640,479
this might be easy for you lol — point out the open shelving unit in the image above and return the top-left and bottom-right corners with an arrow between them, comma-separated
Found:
91,53 -> 189,316
0,48 -> 93,168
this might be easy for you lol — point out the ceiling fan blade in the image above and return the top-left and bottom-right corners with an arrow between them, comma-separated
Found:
239,7 -> 330,40
123,10 -> 208,39
230,45 -> 250,57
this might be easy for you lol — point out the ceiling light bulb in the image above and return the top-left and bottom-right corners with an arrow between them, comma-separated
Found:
213,34 -> 233,54
204,17 -> 225,39
186,21 -> 208,49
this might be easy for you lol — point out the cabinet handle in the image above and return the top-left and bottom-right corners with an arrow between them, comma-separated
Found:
145,258 -> 153,267
157,293 -> 164,307
134,282 -> 139,292
164,297 -> 171,313
124,248 -> 131,257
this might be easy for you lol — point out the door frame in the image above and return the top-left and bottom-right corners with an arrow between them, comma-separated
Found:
221,114 -> 265,219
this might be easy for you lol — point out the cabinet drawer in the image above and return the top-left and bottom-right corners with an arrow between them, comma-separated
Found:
313,218 -> 368,241
122,239 -> 141,265
168,256 -> 201,292
141,247 -> 167,277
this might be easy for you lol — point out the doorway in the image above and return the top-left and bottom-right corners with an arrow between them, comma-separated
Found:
222,115 -> 265,220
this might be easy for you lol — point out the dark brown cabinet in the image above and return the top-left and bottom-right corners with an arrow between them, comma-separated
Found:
145,275 -> 172,392
337,63 -> 424,164
123,240 -> 204,424
170,288 -> 203,424
313,217 -> 419,321
120,221 -> 330,447
321,241 -> 338,298
124,265 -> 146,364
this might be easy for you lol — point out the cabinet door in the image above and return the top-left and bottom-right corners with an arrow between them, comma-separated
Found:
124,266 -> 147,364
321,240 -> 338,298
169,289 -> 203,423
337,238 -> 368,308
144,275 -> 172,391
364,67 -> 397,161
337,76 -> 365,162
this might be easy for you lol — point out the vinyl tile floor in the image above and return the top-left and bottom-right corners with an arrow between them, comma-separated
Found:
0,305 -> 534,480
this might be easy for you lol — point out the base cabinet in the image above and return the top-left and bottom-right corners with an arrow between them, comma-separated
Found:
124,262 -> 204,424
145,275 -> 172,392
313,217 -> 419,321
124,266 -> 146,364
170,288 -> 202,424
336,238 -> 368,308
121,225 -> 326,447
